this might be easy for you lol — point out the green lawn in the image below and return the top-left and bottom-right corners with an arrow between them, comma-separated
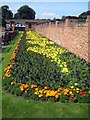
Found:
1,32 -> 89,119
2,92 -> 88,118
1,33 -> 22,76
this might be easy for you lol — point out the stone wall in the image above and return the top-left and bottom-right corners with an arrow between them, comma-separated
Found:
35,16 -> 90,63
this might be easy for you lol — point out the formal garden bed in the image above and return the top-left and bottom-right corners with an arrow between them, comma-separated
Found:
2,31 -> 90,103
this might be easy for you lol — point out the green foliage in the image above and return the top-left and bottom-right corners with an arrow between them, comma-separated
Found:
2,31 -> 90,103
78,10 -> 90,19
14,5 -> 36,19
1,5 -> 13,27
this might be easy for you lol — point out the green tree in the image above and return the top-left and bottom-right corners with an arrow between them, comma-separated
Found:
14,5 -> 36,19
1,5 -> 13,27
79,11 -> 90,19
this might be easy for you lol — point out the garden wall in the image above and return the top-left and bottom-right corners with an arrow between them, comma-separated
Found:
35,16 -> 90,63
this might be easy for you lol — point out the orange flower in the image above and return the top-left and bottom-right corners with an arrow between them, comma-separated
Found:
25,89 -> 29,93
24,84 -> 28,88
35,88 -> 38,91
64,89 -> 69,95
11,53 -> 16,59
19,86 -> 24,91
9,64 -> 13,68
22,84 -> 26,87
4,70 -> 11,77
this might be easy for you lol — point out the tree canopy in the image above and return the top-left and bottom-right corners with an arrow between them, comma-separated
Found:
14,5 -> 36,19
1,5 -> 13,27
79,10 -> 90,19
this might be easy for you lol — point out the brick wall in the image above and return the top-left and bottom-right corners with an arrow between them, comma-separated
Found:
35,16 -> 90,63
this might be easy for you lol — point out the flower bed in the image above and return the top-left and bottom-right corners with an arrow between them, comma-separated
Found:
3,31 -> 90,103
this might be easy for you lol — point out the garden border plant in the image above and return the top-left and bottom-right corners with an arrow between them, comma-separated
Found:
2,31 -> 90,103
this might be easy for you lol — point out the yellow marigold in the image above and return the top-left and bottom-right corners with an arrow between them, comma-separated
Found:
46,90 -> 51,97
34,91 -> 39,95
24,84 -> 28,88
44,90 -> 48,93
39,90 -> 43,93
38,94 -> 43,97
69,91 -> 73,94
70,86 -> 74,89
50,90 -> 56,96
4,68 -> 8,72
75,83 -> 78,86
44,86 -> 48,90
76,88 -> 79,91
58,88 -> 63,91
54,91 -> 58,95
4,72 -> 11,77
20,86 -> 24,91
76,88 -> 79,93
61,68 -> 69,73
63,89 -> 69,95
11,82 -> 16,85
35,88 -> 38,91
31,84 -> 37,89
55,94 -> 59,99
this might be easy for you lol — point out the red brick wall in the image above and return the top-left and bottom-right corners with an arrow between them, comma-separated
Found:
35,17 -> 89,63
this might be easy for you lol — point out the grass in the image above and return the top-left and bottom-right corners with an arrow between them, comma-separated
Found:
2,92 -> 88,118
1,32 -> 89,119
1,33 -> 22,76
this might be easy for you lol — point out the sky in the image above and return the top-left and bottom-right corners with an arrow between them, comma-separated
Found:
1,1 -> 89,19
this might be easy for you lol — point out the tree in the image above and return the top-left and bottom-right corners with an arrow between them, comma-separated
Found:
79,11 -> 90,19
14,5 -> 36,19
62,16 -> 66,21
1,5 -> 13,27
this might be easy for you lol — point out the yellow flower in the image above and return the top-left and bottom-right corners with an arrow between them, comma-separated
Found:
11,82 -> 16,85
19,86 -> 24,91
75,83 -> 78,86
38,94 -> 43,97
34,91 -> 39,95
58,88 -> 63,91
69,91 -> 73,94
70,86 -> 74,89
35,88 -> 38,91
76,88 -> 79,93
61,68 -> 69,73
39,90 -> 43,93
44,86 -> 48,90
76,88 -> 79,91
31,84 -> 37,88
63,89 -> 69,95
55,94 -> 59,98
50,90 -> 56,96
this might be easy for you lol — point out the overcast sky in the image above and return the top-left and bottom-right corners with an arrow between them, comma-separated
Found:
1,1 -> 89,19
